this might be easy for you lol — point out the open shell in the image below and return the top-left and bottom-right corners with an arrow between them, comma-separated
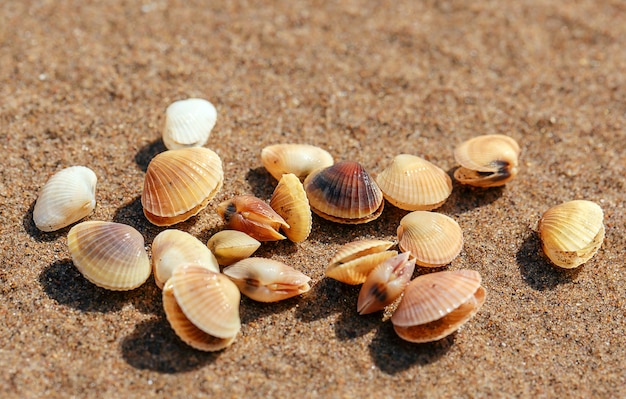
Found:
217,195 -> 288,241
538,200 -> 605,268
376,154 -> 452,211
270,173 -> 312,243
453,134 -> 520,187
33,166 -> 97,232
163,98 -> 217,150
391,269 -> 486,343
397,211 -> 463,267
326,239 -> 397,284
67,221 -> 151,291
207,230 -> 261,266
261,143 -> 334,181
142,147 -> 223,226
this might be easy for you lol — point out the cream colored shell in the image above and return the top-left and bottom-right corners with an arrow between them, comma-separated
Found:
163,98 -> 217,150
207,230 -> 261,266
453,134 -> 520,187
261,143 -> 334,181
270,173 -> 312,243
326,239 -> 397,284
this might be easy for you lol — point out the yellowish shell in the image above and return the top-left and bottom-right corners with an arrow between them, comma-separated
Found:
391,269 -> 486,343
207,230 -> 261,266
376,154 -> 452,211
270,173 -> 312,243
326,239 -> 397,284
217,195 -> 289,241
453,134 -> 520,187
397,211 -> 463,267
261,143 -> 334,181
67,221 -> 151,291
142,147 -> 223,226
538,200 -> 605,268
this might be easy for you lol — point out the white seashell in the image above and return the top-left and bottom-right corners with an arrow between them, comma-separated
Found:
33,166 -> 97,232
163,98 -> 217,150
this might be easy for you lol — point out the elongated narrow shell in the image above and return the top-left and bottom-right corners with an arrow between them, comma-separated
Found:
397,211 -> 463,267
152,229 -> 220,289
163,98 -> 217,150
33,166 -> 97,232
223,258 -> 311,302
376,154 -> 452,211
261,143 -> 334,181
357,252 -> 416,315
453,134 -> 520,187
304,161 -> 384,224
207,230 -> 261,266
142,147 -> 223,226
270,173 -> 312,243
326,239 -> 397,284
391,269 -> 486,343
68,221 -> 151,290
163,265 -> 241,351
217,195 -> 288,241
538,200 -> 605,268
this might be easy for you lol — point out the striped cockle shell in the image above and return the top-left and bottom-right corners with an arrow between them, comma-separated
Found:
162,98 -> 217,150
261,143 -> 334,181
270,173 -> 312,243
217,195 -> 288,241
326,239 -> 397,285
453,134 -> 520,187
207,230 -> 261,266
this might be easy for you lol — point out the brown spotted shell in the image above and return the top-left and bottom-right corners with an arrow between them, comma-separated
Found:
453,134 -> 520,187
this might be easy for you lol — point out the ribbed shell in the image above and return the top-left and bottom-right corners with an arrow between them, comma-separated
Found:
326,239 -> 397,284
270,173 -> 312,243
163,98 -> 217,150
376,154 -> 452,211
67,221 -> 151,290
453,134 -> 520,187
397,211 -> 463,267
142,147 -> 223,226
304,161 -> 384,224
261,143 -> 334,181
33,166 -> 97,232
538,200 -> 605,268
207,230 -> 261,266
217,195 -> 288,241
152,229 -> 220,289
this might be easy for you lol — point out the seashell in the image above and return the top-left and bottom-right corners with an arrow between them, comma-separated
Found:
326,239 -> 398,284
375,154 -> 452,211
33,166 -> 97,232
163,264 -> 241,351
304,161 -> 384,224
67,221 -> 151,291
453,134 -> 520,187
261,143 -> 334,181
207,230 -> 261,266
142,147 -> 223,226
151,229 -> 220,289
162,98 -> 217,150
391,269 -> 486,343
217,195 -> 289,241
397,211 -> 463,267
538,200 -> 605,268
270,173 -> 312,243
357,252 -> 416,315
223,258 -> 311,302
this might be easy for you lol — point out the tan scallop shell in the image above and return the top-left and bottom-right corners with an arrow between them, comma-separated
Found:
538,200 -> 605,268
223,258 -> 311,302
151,229 -> 220,289
33,166 -> 97,232
162,98 -> 217,150
397,211 -> 463,267
217,195 -> 289,241
261,143 -> 334,181
163,264 -> 241,351
376,154 -> 452,211
304,161 -> 384,224
453,134 -> 520,187
270,173 -> 312,243
391,269 -> 486,343
326,239 -> 398,284
207,230 -> 261,266
67,221 -> 151,291
142,147 -> 223,226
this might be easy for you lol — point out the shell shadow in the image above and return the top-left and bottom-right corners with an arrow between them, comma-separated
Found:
516,230 -> 582,290
135,139 -> 167,172
295,278 -> 357,323
440,168 -> 504,214
23,199 -> 74,242
120,317 -> 220,373
245,167 -> 275,200
333,290 -> 380,340
239,294 -> 309,325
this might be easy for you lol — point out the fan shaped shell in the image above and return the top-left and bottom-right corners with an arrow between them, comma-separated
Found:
261,143 -> 334,181
163,98 -> 217,150
453,134 -> 520,187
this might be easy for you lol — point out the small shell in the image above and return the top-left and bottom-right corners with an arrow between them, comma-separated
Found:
67,221 -> 151,291
151,229 -> 220,289
304,161 -> 384,224
376,154 -> 452,211
357,252 -> 416,315
391,269 -> 486,343
163,264 -> 241,351
223,258 -> 311,302
163,98 -> 217,150
270,173 -> 312,243
326,239 -> 398,284
538,200 -> 605,268
207,230 -> 261,266
217,195 -> 289,241
142,147 -> 223,226
33,166 -> 97,232
261,143 -> 334,181
397,211 -> 463,267
453,134 -> 520,187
